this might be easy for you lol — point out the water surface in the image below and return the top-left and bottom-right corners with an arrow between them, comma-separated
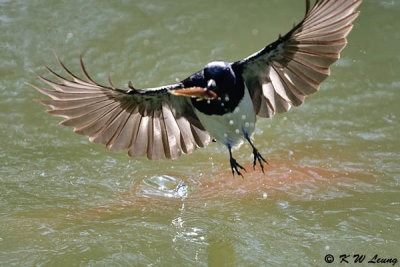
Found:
1,0 -> 399,265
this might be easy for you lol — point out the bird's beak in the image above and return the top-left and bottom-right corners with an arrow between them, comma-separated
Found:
170,82 -> 217,100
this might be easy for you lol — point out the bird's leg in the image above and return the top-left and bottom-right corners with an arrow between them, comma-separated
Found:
244,133 -> 268,173
228,145 -> 246,177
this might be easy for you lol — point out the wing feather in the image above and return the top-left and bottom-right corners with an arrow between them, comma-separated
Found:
234,0 -> 361,118
38,96 -> 109,110
108,109 -> 141,151
47,99 -> 113,117
129,116 -> 149,158
60,102 -> 119,127
161,103 -> 182,159
74,103 -> 121,136
31,56 -> 210,160
176,115 -> 197,154
90,108 -> 131,145
148,111 -> 165,160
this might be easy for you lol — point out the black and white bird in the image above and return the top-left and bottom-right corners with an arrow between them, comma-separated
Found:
31,0 -> 362,176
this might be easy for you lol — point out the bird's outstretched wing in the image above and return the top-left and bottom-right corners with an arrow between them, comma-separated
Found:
232,0 -> 362,117
30,55 -> 210,160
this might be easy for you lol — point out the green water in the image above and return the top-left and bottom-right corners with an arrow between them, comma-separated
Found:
1,0 -> 399,265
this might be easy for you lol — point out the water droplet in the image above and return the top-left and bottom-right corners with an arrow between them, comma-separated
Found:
235,129 -> 240,134
245,122 -> 250,127
217,97 -> 221,101
241,115 -> 246,120
186,232 -> 198,236
221,103 -> 225,107
224,133 -> 228,137
207,100 -> 211,104
252,28 -> 259,36
234,107 -> 240,113
66,32 -> 73,42
224,95 -> 230,102
229,120 -> 234,125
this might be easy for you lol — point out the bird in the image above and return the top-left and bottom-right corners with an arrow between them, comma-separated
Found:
31,0 -> 362,176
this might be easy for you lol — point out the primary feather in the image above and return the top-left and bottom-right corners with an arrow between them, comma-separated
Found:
31,55 -> 210,160
233,0 -> 361,118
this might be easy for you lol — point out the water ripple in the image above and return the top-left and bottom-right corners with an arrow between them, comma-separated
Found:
137,175 -> 190,199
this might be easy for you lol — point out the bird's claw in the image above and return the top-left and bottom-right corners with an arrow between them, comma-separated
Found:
252,148 -> 268,173
230,157 -> 246,177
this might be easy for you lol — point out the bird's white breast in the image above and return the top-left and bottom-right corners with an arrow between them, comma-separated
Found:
194,86 -> 256,149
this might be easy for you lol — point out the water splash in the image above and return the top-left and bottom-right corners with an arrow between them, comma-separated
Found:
138,175 -> 189,199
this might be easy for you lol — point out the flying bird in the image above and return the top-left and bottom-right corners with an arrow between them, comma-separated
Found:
31,0 -> 362,176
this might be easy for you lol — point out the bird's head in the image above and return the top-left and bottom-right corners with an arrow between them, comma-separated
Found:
203,61 -> 236,97
170,61 -> 236,101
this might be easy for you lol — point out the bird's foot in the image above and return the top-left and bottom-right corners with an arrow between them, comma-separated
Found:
230,157 -> 246,177
252,147 -> 268,173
